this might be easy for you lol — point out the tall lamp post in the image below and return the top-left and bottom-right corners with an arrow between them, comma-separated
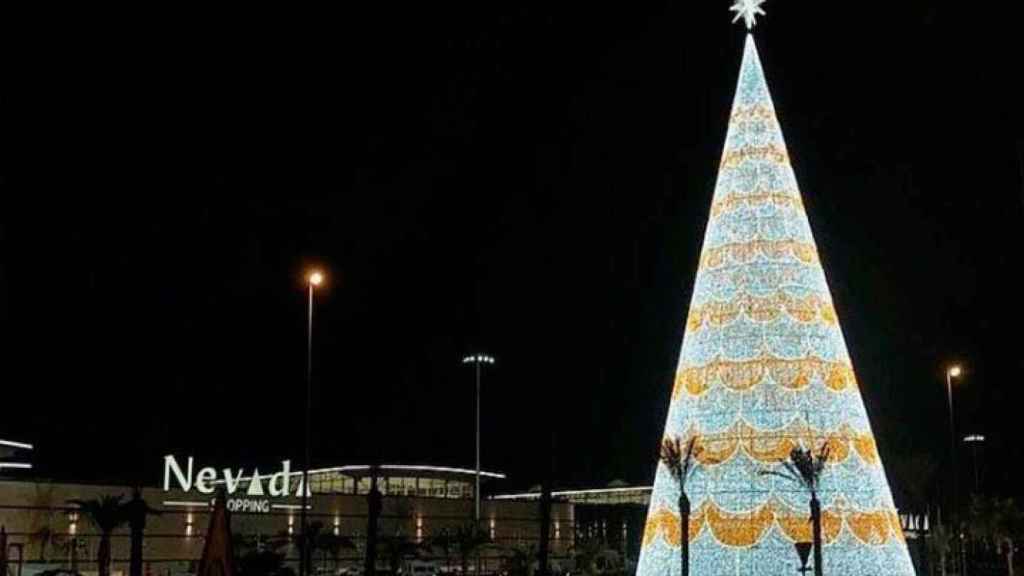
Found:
300,270 -> 324,576
963,434 -> 985,493
945,364 -> 963,576
462,353 -> 495,523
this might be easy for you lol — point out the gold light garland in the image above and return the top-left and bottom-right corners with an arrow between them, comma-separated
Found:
686,292 -> 838,332
710,190 -> 803,220
642,500 -> 904,548
664,421 -> 879,466
699,240 -> 818,271
729,104 -> 778,124
720,144 -> 790,169
673,356 -> 856,397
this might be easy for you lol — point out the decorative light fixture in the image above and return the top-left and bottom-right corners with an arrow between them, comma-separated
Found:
461,354 -> 495,364
68,511 -> 79,537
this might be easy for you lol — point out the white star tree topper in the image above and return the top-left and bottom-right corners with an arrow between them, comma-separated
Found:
730,0 -> 767,29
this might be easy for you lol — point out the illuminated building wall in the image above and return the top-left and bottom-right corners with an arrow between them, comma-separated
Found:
637,34 -> 916,576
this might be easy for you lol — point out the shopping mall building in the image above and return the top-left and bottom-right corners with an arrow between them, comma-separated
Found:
0,450 -> 650,576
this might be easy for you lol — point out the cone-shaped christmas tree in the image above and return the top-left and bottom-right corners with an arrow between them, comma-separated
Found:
636,30 -> 917,576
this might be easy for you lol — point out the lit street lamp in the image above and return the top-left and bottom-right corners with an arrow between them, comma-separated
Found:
300,270 -> 324,576
462,353 -> 495,523
945,364 -> 964,576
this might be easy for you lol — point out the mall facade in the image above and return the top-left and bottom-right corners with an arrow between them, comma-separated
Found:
0,457 -> 582,576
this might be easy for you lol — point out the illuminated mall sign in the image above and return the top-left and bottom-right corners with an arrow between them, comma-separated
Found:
163,455 -> 309,513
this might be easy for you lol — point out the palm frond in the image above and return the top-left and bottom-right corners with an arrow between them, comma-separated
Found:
759,469 -> 799,483
788,447 -> 818,489
813,443 -> 831,478
781,461 -> 806,486
681,438 -> 697,477
659,437 -> 685,481
68,495 -> 128,532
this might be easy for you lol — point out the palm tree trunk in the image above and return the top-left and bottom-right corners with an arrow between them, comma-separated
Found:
538,483 -> 551,576
98,532 -> 112,576
365,477 -> 381,576
918,528 -> 930,576
129,518 -> 145,576
679,493 -> 690,576
1003,537 -> 1014,576
810,495 -> 823,576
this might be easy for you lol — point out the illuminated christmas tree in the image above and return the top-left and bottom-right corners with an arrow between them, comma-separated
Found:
636,4 -> 917,576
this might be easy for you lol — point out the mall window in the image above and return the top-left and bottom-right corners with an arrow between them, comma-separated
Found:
388,477 -> 403,495
340,476 -> 355,494
446,482 -> 463,499
310,474 -> 326,494
357,477 -> 371,495
429,478 -> 446,498
417,479 -> 431,498
402,477 -> 417,496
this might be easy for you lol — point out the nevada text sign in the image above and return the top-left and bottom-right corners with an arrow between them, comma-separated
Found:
163,455 -> 309,498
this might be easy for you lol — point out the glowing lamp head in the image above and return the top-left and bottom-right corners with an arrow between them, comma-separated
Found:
948,365 -> 962,378
308,271 -> 324,286
462,354 -> 496,365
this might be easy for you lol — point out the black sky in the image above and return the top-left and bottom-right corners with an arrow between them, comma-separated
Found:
2,2 -> 1023,502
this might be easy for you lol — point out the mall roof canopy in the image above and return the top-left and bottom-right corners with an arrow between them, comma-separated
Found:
492,485 -> 652,505
0,438 -> 33,471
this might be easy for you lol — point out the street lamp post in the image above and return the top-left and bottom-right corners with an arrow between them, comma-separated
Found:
963,435 -> 985,494
462,353 -> 495,523
945,364 -> 962,576
300,270 -> 324,576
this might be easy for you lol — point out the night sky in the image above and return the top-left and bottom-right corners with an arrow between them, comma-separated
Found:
3,2 -> 1023,503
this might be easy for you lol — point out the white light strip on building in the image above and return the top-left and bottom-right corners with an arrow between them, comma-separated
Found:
271,504 -> 312,511
214,464 -> 506,485
490,486 -> 653,500
368,465 -> 506,479
286,464 -> 506,480
0,462 -> 32,470
0,439 -> 34,450
163,500 -> 213,507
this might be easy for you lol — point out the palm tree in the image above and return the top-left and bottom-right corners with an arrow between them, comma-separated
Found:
453,523 -> 490,576
297,522 -> 355,573
538,480 -> 551,576
428,531 -> 455,573
496,543 -> 531,576
659,436 -> 703,576
68,495 -> 129,576
761,444 -> 830,576
570,536 -> 606,576
238,547 -> 288,576
29,485 -> 58,563
123,488 -> 160,576
926,517 -> 951,576
295,521 -> 325,573
968,495 -> 1022,576
365,473 -> 383,576
29,526 -> 55,563
379,533 -> 420,575
318,531 -> 355,573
